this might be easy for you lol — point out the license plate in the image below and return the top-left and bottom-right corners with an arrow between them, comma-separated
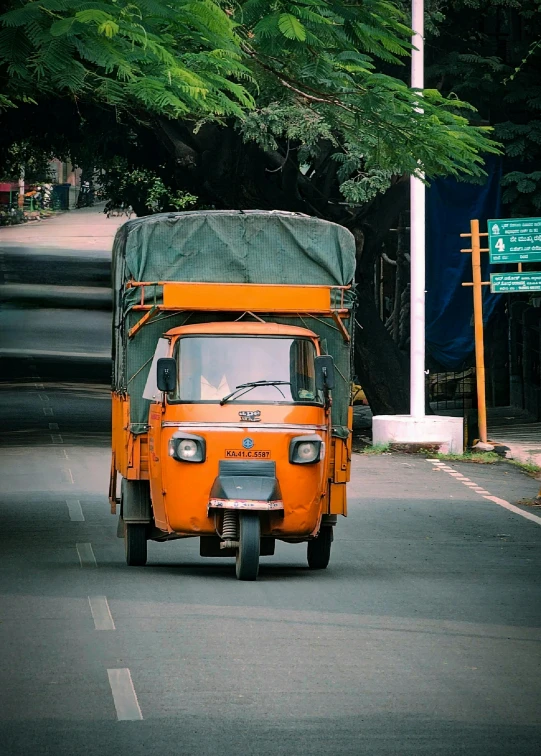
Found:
225,449 -> 271,459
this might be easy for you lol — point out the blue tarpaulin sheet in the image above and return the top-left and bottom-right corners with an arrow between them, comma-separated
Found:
426,157 -> 503,370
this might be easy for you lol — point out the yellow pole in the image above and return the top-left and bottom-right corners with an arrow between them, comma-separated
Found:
471,219 -> 488,443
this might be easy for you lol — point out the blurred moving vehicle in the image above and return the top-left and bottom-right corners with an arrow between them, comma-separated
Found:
110,210 -> 356,579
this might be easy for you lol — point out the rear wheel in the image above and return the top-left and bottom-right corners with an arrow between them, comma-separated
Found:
307,526 -> 333,570
235,513 -> 260,581
125,523 -> 148,566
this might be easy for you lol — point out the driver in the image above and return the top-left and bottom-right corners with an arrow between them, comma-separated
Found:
199,349 -> 231,400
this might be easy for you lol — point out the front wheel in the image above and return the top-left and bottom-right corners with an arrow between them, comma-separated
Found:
307,526 -> 333,570
236,513 -> 260,581
125,523 -> 148,566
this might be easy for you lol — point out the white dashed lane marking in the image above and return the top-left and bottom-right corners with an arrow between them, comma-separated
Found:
76,542 -> 97,568
107,669 -> 143,721
88,596 -> 115,630
67,499 -> 84,521
427,460 -> 541,526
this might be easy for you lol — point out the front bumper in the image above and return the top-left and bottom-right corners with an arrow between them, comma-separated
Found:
208,498 -> 284,511
208,459 -> 283,513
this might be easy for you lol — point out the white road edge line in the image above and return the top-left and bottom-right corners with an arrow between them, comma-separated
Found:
484,496 -> 541,526
67,499 -> 84,521
427,460 -> 541,527
88,596 -> 115,630
76,542 -> 97,568
107,669 -> 143,721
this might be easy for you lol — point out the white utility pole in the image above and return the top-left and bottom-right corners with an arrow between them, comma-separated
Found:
371,0 -> 464,452
410,0 -> 425,418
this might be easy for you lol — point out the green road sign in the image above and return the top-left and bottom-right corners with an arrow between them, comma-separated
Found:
488,217 -> 541,263
490,272 -> 541,293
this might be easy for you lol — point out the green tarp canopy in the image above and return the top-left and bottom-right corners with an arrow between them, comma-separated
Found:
112,210 -> 356,434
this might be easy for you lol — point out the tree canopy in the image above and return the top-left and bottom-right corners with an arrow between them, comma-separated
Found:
0,0 -> 512,415
424,0 -> 541,215
0,0 -> 498,199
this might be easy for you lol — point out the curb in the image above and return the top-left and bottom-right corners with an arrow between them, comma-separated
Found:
1,284 -> 111,310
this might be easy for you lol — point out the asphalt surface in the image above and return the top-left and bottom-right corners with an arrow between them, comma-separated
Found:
0,218 -> 114,383
1,382 -> 540,756
1,215 -> 540,754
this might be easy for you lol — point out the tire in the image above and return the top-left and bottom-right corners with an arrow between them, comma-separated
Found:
125,523 -> 148,566
307,526 -> 333,570
235,513 -> 260,581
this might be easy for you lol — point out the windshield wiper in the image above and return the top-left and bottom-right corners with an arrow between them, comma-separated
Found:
220,380 -> 291,406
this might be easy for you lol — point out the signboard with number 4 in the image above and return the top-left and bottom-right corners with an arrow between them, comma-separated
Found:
488,217 -> 541,263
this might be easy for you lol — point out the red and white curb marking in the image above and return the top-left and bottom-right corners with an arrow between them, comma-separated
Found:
427,459 -> 541,526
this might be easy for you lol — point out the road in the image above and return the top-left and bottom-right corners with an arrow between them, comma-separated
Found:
0,308 -> 110,383
0,219 -> 113,383
1,382 -> 540,756
1,212 -> 540,754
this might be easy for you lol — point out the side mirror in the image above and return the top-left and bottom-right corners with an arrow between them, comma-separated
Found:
156,357 -> 177,393
315,355 -> 335,391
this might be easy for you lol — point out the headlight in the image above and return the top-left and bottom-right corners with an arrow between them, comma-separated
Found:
289,434 -> 323,465
169,432 -> 206,463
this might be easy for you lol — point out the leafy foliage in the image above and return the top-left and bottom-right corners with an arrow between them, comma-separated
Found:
0,0 -> 255,117
501,171 -> 541,213
0,0 -> 500,206
425,0 -> 541,216
97,157 -> 197,213
235,0 -> 499,202
0,140 -> 56,182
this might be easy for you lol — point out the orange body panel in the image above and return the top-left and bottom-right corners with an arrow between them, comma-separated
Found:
112,319 -> 352,538
148,402 -> 329,538
162,282 -> 333,313
111,394 -> 149,481
165,322 -> 320,338
329,483 -> 347,516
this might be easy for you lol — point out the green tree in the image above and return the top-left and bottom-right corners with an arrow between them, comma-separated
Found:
0,0 -> 502,413
0,0 -> 254,117
425,0 -> 541,215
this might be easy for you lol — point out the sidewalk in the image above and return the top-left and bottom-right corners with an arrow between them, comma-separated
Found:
353,404 -> 541,469
0,203 -> 126,251
487,406 -> 541,469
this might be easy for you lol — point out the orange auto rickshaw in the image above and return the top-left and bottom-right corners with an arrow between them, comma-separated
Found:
110,210 -> 356,579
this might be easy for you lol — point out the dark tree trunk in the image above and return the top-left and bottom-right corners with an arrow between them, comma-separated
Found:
354,290 -> 410,415
350,181 -> 411,415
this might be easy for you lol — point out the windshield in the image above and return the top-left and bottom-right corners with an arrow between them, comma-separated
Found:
172,336 -> 319,404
